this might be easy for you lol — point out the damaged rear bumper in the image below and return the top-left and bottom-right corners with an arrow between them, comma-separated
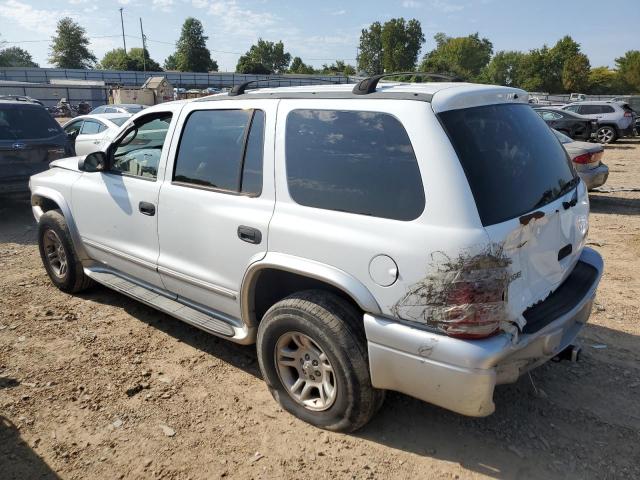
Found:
364,247 -> 603,417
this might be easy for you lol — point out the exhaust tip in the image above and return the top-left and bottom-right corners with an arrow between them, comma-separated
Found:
555,344 -> 582,362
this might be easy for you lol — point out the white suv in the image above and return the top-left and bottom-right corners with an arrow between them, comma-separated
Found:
29,75 -> 603,432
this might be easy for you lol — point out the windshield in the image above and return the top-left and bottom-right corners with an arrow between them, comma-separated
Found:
0,105 -> 62,141
110,116 -> 130,127
438,103 -> 576,226
553,129 -> 573,144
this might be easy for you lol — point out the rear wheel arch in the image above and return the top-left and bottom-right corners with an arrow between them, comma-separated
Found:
241,256 -> 380,329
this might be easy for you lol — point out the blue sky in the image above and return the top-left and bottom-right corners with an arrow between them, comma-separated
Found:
0,0 -> 638,71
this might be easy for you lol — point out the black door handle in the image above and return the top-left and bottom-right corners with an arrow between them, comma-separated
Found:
139,201 -> 156,216
237,226 -> 261,244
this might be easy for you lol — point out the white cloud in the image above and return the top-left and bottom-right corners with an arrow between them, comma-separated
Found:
207,0 -> 278,37
117,0 -> 132,4
192,0 -> 207,7
68,0 -> 89,4
430,0 -> 464,12
331,9 -> 346,15
402,0 -> 422,7
152,0 -> 174,12
0,0 -> 68,35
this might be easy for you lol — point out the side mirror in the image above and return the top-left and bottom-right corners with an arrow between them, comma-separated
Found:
78,151 -> 107,172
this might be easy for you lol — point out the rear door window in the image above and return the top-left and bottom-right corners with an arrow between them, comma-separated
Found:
580,105 -> 602,115
173,109 -> 264,195
80,120 -> 103,135
285,109 -> 424,221
438,103 -> 575,226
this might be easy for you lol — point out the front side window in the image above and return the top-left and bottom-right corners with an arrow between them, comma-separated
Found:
285,109 -> 424,221
565,105 -> 580,113
539,111 -> 562,121
173,109 -> 264,195
111,113 -> 172,180
64,120 -> 83,136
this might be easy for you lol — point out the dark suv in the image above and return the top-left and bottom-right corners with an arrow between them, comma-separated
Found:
0,100 -> 73,196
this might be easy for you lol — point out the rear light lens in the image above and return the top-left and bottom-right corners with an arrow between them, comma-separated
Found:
624,112 -> 632,117
573,153 -> 596,164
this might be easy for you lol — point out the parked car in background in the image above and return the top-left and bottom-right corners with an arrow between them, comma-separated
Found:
569,93 -> 587,102
562,101 -> 637,143
62,114 -> 131,156
0,95 -> 44,106
534,107 -> 597,141
553,129 -> 608,190
90,104 -> 147,115
612,96 -> 640,133
0,99 -> 72,196
30,79 -> 603,431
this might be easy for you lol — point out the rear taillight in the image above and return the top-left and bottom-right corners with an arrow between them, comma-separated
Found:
573,153 -> 596,164
624,111 -> 632,117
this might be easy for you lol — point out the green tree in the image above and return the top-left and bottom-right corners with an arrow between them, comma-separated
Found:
127,48 -> 161,71
357,21 -> 383,75
480,50 -> 526,86
547,36 -> 581,92
562,52 -> 590,92
100,48 -> 161,71
289,56 -> 315,74
319,60 -> 356,75
615,50 -> 640,93
168,18 -> 217,72
420,32 -> 492,81
0,46 -> 39,67
517,47 -> 552,92
49,17 -> 96,69
587,67 -> 621,94
235,39 -> 291,74
380,18 -> 424,72
99,48 -> 129,70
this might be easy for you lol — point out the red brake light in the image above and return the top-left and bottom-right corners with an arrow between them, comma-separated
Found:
624,111 -> 632,117
573,153 -> 595,164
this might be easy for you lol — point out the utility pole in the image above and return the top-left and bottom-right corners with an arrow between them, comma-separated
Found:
139,17 -> 147,72
119,8 -> 127,52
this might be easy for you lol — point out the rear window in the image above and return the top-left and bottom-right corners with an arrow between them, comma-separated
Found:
110,116 -> 129,127
438,103 -> 575,226
0,105 -> 62,140
285,109 -> 425,221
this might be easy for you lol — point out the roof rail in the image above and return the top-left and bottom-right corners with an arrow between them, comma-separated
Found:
352,72 -> 462,95
228,77 -> 344,97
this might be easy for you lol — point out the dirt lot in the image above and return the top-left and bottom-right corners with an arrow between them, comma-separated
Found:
1,140 -> 640,480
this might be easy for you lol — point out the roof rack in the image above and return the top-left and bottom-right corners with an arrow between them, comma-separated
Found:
228,77 -> 344,97
352,72 -> 461,95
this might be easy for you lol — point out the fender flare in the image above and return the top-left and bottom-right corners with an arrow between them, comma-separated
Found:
240,252 -> 381,328
30,186 -> 90,261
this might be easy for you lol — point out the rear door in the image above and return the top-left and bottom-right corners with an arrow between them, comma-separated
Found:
437,103 -> 589,327
156,99 -> 276,319
75,119 -> 107,155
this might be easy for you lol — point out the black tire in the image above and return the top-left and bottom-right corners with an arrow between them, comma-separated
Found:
257,290 -> 384,432
596,125 -> 618,144
38,209 -> 94,293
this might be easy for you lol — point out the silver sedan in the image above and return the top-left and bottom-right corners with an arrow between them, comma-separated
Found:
554,129 -> 609,190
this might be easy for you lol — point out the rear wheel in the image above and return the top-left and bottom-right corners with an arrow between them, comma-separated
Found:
257,290 -> 384,432
596,125 -> 617,144
38,209 -> 94,293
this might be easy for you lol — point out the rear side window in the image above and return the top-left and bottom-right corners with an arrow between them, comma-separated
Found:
173,109 -> 264,195
80,120 -> 103,134
439,103 -> 575,226
285,110 -> 424,221
0,105 -> 62,140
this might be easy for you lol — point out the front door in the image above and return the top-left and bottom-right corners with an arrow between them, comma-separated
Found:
71,111 -> 177,287
156,100 -> 276,320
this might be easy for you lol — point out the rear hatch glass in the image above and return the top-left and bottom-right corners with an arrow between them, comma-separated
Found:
438,103 -> 588,327
0,104 -> 62,140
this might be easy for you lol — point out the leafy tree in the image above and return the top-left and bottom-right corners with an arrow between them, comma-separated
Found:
289,57 -> 315,74
517,47 -> 553,92
235,39 -> 290,74
547,36 -> 581,92
420,32 -> 492,81
49,17 -> 96,69
168,18 -> 217,72
357,21 -> 383,75
100,48 -> 161,71
615,50 -> 640,92
320,60 -> 356,76
587,67 -> 621,94
164,53 -> 178,71
380,18 -> 424,72
0,46 -> 39,67
562,52 -> 590,92
480,50 -> 526,86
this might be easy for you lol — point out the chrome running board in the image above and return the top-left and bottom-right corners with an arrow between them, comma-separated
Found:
85,268 -> 236,338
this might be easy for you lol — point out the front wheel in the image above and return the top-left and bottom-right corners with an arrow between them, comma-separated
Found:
256,290 -> 384,432
596,125 -> 617,144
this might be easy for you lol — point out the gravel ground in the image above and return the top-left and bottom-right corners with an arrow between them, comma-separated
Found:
1,139 -> 640,480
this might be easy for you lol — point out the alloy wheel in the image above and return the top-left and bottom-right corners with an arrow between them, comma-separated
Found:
42,229 -> 68,279
597,127 -> 615,144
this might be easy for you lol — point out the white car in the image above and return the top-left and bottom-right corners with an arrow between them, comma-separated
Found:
30,77 -> 603,432
62,114 -> 131,156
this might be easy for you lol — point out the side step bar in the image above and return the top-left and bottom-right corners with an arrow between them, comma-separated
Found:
85,269 -> 236,338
